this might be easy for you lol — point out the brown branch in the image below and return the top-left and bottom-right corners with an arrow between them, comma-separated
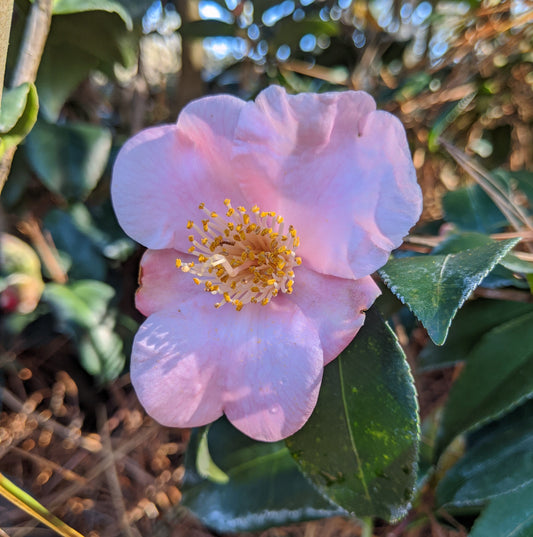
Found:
0,0 -> 14,104
18,216 -> 68,284
0,0 -> 53,195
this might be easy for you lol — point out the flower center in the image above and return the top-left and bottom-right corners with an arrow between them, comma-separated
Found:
176,199 -> 301,311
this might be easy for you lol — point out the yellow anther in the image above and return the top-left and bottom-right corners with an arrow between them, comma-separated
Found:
179,201 -> 302,311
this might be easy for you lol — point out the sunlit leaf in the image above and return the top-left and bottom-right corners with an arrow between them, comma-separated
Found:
379,238 -> 519,345
0,82 -> 38,149
52,0 -> 132,29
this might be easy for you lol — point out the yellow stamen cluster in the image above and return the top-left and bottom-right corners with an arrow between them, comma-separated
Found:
176,200 -> 302,311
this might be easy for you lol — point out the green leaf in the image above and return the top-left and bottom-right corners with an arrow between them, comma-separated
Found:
437,400 -> 533,507
196,427 -> 229,485
36,44 -> 99,122
0,83 -> 38,149
379,238 -> 520,345
43,281 -> 124,382
435,311 -> 533,457
25,119 -> 111,201
442,185 -> 507,233
43,207 -> 107,281
418,299 -> 533,371
52,0 -> 133,29
181,418 -> 342,533
43,280 -> 114,330
433,232 -> 529,289
469,481 -> 533,537
285,308 -> 419,522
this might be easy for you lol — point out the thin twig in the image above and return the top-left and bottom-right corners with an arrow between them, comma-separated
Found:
97,405 -> 143,537
18,217 -> 68,284
0,0 -> 53,194
474,287 -> 533,303
440,139 -> 533,248
0,388 -> 102,453
12,425 -> 159,537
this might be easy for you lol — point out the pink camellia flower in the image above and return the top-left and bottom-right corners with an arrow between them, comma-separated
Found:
111,86 -> 422,442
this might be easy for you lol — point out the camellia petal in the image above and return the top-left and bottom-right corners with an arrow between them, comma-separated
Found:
290,266 -> 381,365
111,95 -> 248,252
135,249 -> 198,317
132,294 -> 323,441
232,86 -> 422,279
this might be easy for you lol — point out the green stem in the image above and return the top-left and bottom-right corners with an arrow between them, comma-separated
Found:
361,516 -> 374,537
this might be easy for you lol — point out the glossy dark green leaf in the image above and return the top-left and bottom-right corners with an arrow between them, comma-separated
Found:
379,238 -> 519,345
43,281 -> 124,382
442,185 -> 507,233
25,120 -> 111,201
437,400 -> 533,507
418,299 -> 533,371
0,83 -> 38,149
181,418 -> 343,533
285,308 -> 419,522
435,311 -> 533,456
469,481 -> 533,537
